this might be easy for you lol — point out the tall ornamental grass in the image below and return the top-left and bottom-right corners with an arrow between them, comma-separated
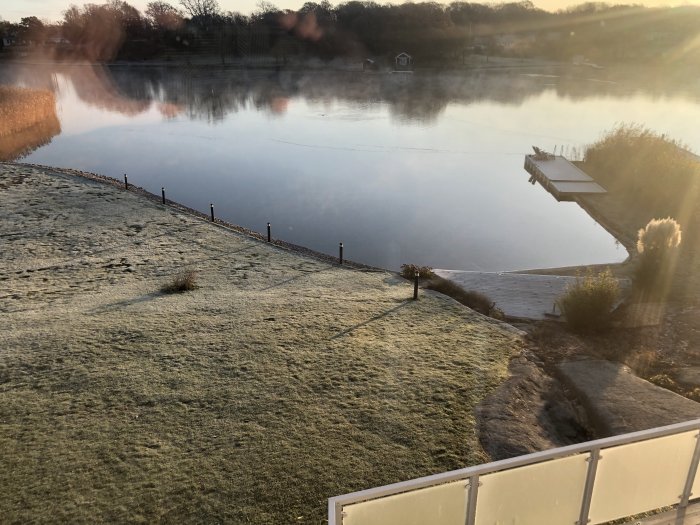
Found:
635,217 -> 682,289
558,269 -> 620,333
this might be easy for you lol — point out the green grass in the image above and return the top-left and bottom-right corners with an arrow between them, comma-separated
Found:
0,165 -> 520,524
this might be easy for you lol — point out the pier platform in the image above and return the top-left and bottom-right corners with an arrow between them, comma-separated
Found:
524,154 -> 606,201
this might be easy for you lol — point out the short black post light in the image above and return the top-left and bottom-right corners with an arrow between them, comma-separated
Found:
267,222 -> 271,242
339,242 -> 344,265
413,271 -> 419,300
210,203 -> 215,222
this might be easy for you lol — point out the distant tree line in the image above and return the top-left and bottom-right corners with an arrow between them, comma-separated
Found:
2,0 -> 700,65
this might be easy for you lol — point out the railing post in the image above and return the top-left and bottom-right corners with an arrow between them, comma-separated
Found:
577,448 -> 601,525
328,499 -> 344,525
679,430 -> 700,507
464,474 -> 479,525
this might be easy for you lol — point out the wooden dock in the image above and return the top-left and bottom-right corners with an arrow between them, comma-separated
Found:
524,154 -> 606,201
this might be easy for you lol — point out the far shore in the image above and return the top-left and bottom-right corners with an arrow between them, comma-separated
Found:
0,52 -> 567,71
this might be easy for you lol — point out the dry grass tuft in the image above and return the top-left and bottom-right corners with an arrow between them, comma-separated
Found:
161,269 -> 198,293
400,263 -> 435,280
558,269 -> 620,333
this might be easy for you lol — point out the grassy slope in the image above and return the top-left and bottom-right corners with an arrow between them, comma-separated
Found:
0,165 -> 519,524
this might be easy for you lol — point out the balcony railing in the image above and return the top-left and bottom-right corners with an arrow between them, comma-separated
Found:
329,418 -> 700,525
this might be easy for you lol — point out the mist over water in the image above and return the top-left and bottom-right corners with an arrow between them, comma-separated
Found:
3,64 -> 699,270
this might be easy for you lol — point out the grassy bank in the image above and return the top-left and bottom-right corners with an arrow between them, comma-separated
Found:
0,164 -> 520,523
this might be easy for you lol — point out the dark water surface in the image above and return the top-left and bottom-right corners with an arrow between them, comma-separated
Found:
3,64 -> 699,270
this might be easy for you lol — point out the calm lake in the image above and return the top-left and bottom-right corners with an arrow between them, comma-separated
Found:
3,64 -> 700,271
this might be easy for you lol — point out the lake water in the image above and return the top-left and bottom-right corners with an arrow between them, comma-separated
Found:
3,63 -> 700,271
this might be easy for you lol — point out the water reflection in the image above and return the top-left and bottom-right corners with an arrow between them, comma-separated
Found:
0,86 -> 61,161
0,115 -> 61,161
3,63 -> 697,127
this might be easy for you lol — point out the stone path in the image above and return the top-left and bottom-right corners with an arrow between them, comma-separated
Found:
558,360 -> 700,436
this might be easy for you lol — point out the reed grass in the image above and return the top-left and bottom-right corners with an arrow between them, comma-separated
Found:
0,86 -> 58,138
583,124 -> 700,217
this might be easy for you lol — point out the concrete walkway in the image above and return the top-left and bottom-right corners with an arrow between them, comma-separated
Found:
433,269 -> 582,320
558,360 -> 700,436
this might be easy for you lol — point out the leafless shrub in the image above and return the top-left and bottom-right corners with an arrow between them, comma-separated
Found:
400,263 -> 435,280
161,269 -> 198,293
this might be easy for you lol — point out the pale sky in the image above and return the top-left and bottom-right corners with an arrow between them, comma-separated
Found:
1,0 -> 699,23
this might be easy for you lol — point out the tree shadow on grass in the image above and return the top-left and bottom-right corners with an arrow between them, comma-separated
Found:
330,301 -> 410,340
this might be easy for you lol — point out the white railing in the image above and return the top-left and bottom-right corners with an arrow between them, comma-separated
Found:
329,419 -> 700,525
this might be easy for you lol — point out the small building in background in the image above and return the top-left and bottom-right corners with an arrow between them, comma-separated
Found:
394,52 -> 413,71
45,36 -> 70,46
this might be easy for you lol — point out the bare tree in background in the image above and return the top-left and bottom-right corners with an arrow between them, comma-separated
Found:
180,0 -> 220,20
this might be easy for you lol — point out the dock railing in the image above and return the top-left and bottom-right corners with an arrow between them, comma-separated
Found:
328,418 -> 700,525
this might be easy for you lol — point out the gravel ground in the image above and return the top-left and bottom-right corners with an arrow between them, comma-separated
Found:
0,163 -> 521,524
